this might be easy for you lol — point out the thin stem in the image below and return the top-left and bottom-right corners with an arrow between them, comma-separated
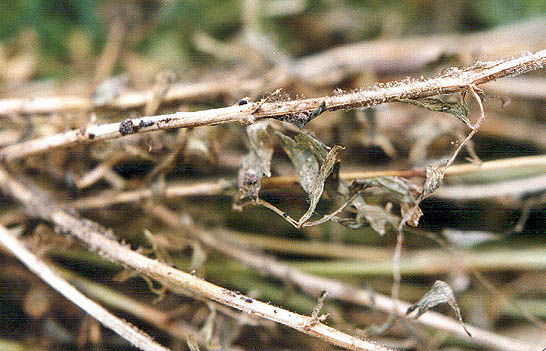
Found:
54,264 -> 217,346
445,85 -> 486,169
142,202 -> 541,351
0,224 -> 172,351
0,167 -> 394,351
266,154 -> 546,189
69,154 -> 546,210
2,50 -> 545,161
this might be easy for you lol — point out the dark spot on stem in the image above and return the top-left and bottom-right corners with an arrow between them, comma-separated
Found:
238,97 -> 249,105
138,120 -> 154,129
245,298 -> 253,303
119,119 -> 134,136
276,101 -> 328,128
88,133 -> 95,140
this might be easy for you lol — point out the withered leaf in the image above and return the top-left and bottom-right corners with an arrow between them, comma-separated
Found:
400,203 -> 423,227
294,131 -> 329,162
276,131 -> 320,195
407,280 -> 472,337
307,101 -> 327,124
422,165 -> 444,198
357,176 -> 421,204
237,121 -> 273,201
276,131 -> 343,226
335,195 -> 399,235
238,151 -> 262,201
400,97 -> 471,127
356,177 -> 423,229
298,145 -> 344,226
247,121 -> 273,177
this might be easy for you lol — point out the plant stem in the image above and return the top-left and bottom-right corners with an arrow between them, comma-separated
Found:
2,49 -> 545,161
0,224 -> 172,351
0,166 -> 395,351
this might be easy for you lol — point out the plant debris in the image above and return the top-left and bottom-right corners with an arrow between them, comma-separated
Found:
407,280 -> 472,337
399,97 -> 471,127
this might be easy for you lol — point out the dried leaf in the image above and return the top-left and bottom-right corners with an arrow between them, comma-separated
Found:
280,101 -> 327,128
407,280 -> 472,337
247,121 -> 273,177
276,131 -> 343,226
422,165 -> 445,198
238,151 -> 262,201
294,131 -> 329,162
335,196 -> 398,235
307,101 -> 327,124
275,131 -> 320,194
400,97 -> 471,127
355,177 -> 423,229
237,121 -> 273,201
400,203 -> 423,227
298,145 -> 343,225
357,176 -> 420,203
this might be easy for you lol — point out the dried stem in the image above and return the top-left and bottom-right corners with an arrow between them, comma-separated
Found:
54,264 -> 219,346
2,50 -> 545,161
0,224 -> 172,351
270,154 -> 546,188
69,154 -> 546,210
142,202 -> 541,351
1,18 -> 543,118
0,167 -> 394,351
433,174 -> 546,200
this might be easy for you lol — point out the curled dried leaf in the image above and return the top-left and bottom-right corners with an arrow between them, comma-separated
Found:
237,121 -> 273,201
298,145 -> 343,226
238,151 -> 263,201
400,203 -> 423,228
247,121 -> 273,177
399,97 -> 471,127
294,131 -> 329,162
335,196 -> 398,235
279,101 -> 328,128
422,165 -> 445,198
407,280 -> 471,337
356,176 -> 421,204
276,131 -> 320,195
275,131 -> 343,226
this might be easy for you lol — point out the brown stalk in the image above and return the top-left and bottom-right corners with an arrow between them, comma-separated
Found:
0,224 -> 172,351
1,49 -> 545,162
0,18 -> 544,118
141,202 -> 541,351
69,154 -> 546,210
0,166 -> 395,351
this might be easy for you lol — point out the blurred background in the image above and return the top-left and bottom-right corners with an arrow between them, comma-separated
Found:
1,1 -> 546,351
1,0 -> 546,83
